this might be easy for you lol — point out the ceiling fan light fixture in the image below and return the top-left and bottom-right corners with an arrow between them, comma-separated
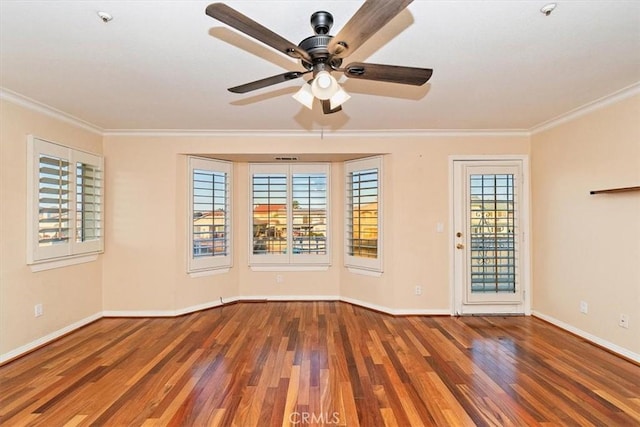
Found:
292,83 -> 314,109
329,87 -> 351,110
311,71 -> 339,100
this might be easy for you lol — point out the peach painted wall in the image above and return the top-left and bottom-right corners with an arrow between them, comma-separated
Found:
0,100 -> 103,357
101,134 -> 529,315
531,93 -> 640,355
101,137 -> 240,314
338,136 -> 531,312
4,91 -> 638,362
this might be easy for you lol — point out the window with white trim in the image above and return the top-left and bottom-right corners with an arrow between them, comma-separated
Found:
345,156 -> 383,273
188,157 -> 232,272
250,164 -> 330,266
27,136 -> 103,264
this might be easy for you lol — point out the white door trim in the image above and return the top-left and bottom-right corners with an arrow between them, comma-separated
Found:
448,155 -> 531,316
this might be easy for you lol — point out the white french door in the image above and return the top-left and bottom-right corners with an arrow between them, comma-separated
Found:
451,158 -> 530,315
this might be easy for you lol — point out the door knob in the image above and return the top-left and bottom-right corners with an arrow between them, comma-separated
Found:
456,232 -> 462,238
456,243 -> 464,249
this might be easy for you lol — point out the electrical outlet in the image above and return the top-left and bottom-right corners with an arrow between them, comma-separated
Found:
34,304 -> 43,317
276,274 -> 284,284
415,285 -> 422,296
579,301 -> 588,314
619,314 -> 629,329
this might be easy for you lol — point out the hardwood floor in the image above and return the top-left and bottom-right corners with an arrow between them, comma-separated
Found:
1,302 -> 639,426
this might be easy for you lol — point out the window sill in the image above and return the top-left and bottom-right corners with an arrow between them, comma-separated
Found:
188,268 -> 231,278
29,253 -> 100,272
250,265 -> 330,272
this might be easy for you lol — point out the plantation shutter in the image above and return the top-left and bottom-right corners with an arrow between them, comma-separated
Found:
27,136 -> 104,264
345,156 -> 383,273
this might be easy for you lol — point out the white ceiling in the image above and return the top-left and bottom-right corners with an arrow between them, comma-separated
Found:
1,1 -> 639,133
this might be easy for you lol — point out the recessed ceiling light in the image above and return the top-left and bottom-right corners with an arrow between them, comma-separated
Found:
97,11 -> 113,23
540,3 -> 557,16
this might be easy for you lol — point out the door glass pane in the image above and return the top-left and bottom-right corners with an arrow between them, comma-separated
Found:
469,174 -> 516,293
252,173 -> 287,255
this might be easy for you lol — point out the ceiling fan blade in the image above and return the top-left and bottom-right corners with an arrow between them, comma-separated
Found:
206,3 -> 312,63
322,99 -> 342,114
328,0 -> 413,58
228,71 -> 309,93
344,62 -> 432,86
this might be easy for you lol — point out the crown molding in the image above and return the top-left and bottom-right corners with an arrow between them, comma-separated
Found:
102,128 -> 530,138
0,88 -> 528,138
529,81 -> 640,135
4,82 -> 638,139
102,129 -> 329,138
0,88 -> 104,135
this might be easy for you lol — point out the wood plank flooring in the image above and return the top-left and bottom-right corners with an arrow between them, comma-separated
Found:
1,301 -> 639,426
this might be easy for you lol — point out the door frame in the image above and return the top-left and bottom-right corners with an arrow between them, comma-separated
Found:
448,155 -> 532,316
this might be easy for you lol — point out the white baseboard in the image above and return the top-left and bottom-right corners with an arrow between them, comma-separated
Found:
339,297 -> 450,316
234,295 -> 449,316
239,294 -> 340,302
0,312 -> 102,364
102,309 -> 177,317
102,297 -> 242,318
174,296 -> 242,316
532,311 -> 639,363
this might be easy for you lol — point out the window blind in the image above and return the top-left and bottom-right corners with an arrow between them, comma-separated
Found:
193,169 -> 229,258
76,162 -> 102,242
188,157 -> 232,273
38,154 -> 70,246
346,168 -> 379,258
292,173 -> 327,255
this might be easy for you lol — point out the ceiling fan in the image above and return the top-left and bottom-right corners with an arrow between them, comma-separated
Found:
205,0 -> 433,114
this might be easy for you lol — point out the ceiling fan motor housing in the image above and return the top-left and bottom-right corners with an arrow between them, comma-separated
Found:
311,11 -> 333,34
297,11 -> 343,72
298,34 -> 342,70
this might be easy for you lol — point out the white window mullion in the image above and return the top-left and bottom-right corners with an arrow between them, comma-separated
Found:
286,168 -> 294,260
